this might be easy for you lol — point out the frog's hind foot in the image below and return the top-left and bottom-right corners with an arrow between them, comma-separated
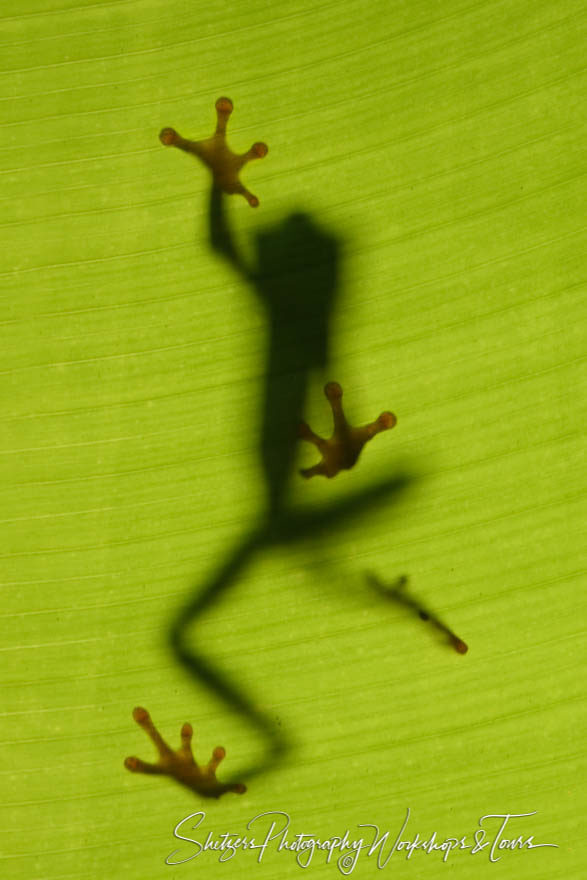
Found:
124,706 -> 246,799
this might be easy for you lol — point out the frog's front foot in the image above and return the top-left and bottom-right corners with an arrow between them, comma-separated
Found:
159,97 -> 268,206
124,706 -> 246,799
299,382 -> 396,478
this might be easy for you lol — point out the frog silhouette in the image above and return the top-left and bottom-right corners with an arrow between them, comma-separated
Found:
126,100 -> 410,797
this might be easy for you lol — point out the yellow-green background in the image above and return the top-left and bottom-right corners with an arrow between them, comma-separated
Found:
2,0 -> 585,877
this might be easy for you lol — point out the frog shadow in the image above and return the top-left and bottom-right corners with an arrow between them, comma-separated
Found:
168,185 -> 414,788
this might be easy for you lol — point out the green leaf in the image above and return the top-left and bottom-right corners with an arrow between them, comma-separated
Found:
2,0 -> 584,877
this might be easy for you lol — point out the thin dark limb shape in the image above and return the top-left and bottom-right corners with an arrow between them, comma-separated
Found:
299,382 -> 396,478
367,572 -> 468,654
160,97 -> 268,206
124,707 -> 246,799
169,528 -> 290,788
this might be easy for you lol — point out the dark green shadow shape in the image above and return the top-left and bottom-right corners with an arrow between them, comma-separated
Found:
169,186 -> 414,787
